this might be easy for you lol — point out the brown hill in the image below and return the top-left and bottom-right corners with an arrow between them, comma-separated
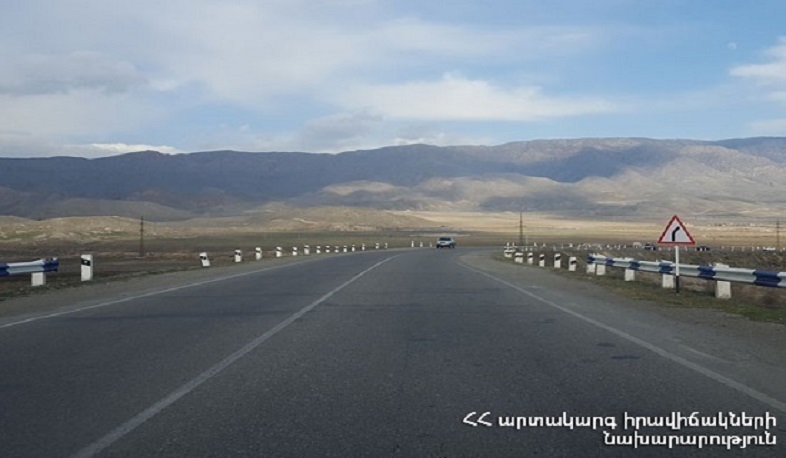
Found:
0,138 -> 784,220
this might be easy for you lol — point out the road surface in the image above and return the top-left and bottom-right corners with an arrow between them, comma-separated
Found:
0,248 -> 784,457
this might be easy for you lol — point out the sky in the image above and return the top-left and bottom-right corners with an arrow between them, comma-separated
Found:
1,0 -> 786,158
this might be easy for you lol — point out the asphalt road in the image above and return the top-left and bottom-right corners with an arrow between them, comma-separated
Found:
0,248 -> 784,457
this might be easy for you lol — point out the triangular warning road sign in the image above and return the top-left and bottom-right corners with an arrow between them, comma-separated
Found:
657,215 -> 696,245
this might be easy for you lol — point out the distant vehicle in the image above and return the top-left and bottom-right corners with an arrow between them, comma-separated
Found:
695,245 -> 711,251
436,236 -> 456,249
643,243 -> 657,251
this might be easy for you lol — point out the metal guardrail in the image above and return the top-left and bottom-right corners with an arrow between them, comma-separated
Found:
0,258 -> 60,277
587,254 -> 786,288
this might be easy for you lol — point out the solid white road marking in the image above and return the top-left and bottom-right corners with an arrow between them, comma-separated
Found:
0,258 -> 323,330
70,255 -> 397,458
460,262 -> 786,414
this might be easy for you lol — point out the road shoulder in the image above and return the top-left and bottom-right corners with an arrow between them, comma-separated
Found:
459,249 -> 786,414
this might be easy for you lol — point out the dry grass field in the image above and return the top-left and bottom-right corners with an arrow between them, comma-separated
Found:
2,211 -> 784,311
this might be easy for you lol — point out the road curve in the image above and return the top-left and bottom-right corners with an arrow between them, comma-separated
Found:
0,248 -> 783,457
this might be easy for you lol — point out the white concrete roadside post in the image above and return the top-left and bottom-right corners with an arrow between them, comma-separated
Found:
234,250 -> 243,263
255,247 -> 262,261
595,263 -> 606,276
316,245 -> 322,254
420,241 -> 424,248
292,247 -> 298,256
553,253 -> 562,269
304,245 -> 310,256
624,268 -> 636,282
81,254 -> 94,281
714,263 -> 732,299
384,243 -> 388,249
568,256 -> 577,272
200,252 -> 211,267
586,258 -> 595,274
411,241 -> 415,248
538,254 -> 545,268
351,244 -> 356,252
514,251 -> 524,263
335,245 -> 340,253
31,272 -> 46,287
527,253 -> 534,265
362,243 -> 366,251
375,242 -> 380,250
275,247 -> 283,258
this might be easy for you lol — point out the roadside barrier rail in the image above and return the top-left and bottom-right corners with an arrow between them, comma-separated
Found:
587,254 -> 785,288
0,258 -> 60,277
0,258 -> 59,287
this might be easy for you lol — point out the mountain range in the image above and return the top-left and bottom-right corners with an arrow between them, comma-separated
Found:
1,137 -> 785,221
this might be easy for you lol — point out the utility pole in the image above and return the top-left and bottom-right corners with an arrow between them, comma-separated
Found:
139,216 -> 145,258
518,212 -> 524,248
777,219 -> 781,251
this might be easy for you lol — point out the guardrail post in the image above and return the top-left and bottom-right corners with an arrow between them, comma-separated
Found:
538,254 -> 545,267
714,263 -> 732,299
81,254 -> 94,281
234,250 -> 243,263
255,247 -> 262,261
553,253 -> 562,269
31,272 -> 46,287
200,252 -> 211,267
569,256 -> 577,272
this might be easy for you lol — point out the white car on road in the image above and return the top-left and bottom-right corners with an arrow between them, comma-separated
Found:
436,236 -> 456,249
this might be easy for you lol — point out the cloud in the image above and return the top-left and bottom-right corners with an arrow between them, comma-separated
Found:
0,51 -> 147,96
0,0 -> 618,156
0,131 -> 183,158
393,123 -> 492,147
294,112 -> 384,152
84,143 -> 185,155
0,90 -> 165,138
730,37 -> 786,96
747,118 -> 786,136
338,73 -> 616,121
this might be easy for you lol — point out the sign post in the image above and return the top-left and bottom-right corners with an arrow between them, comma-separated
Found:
657,215 -> 696,293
